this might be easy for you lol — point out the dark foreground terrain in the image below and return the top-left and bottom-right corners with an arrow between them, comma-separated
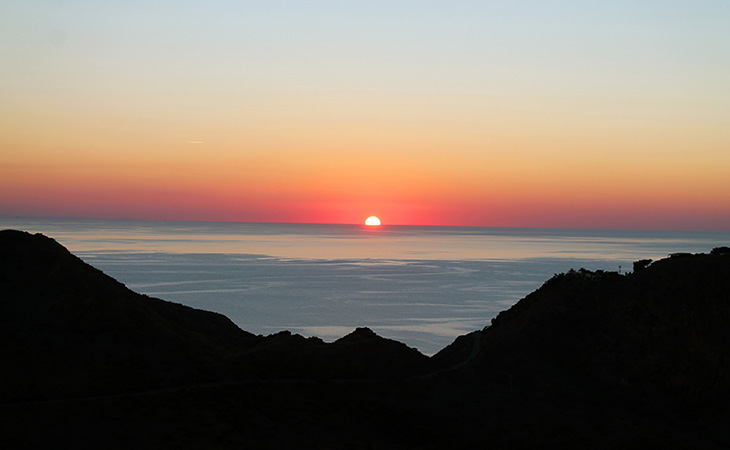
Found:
2,229 -> 729,449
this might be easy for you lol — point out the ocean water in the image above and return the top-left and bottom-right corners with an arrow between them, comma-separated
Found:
3,217 -> 729,355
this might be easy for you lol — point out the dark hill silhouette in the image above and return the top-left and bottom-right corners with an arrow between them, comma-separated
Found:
0,230 -> 429,402
0,230 -> 259,401
430,253 -> 730,448
468,253 -> 730,404
2,229 -> 730,449
234,326 -> 430,379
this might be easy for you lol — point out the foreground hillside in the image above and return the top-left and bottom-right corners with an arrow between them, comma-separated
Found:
1,229 -> 729,449
0,230 -> 429,402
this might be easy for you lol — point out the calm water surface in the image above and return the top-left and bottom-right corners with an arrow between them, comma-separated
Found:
3,217 -> 728,354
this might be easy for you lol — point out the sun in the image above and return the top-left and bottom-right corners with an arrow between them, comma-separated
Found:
365,216 -> 381,226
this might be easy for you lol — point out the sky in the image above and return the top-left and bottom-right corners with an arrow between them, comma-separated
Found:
2,1 -> 729,229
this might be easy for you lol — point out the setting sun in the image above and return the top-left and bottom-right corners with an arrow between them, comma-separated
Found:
365,216 -> 381,226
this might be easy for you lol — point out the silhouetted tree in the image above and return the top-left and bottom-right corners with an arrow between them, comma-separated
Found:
633,259 -> 652,272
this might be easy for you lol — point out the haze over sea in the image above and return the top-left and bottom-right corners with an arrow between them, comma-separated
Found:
3,217 -> 729,355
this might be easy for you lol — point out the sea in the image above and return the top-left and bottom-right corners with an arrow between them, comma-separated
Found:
2,217 -> 729,355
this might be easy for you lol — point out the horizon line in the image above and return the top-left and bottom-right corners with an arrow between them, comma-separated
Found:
2,214 -> 729,234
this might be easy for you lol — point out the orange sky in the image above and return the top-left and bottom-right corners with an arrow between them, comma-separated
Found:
2,2 -> 729,230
